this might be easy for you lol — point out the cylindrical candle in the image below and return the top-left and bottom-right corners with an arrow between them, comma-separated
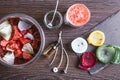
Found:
64,4 -> 91,27
71,37 -> 88,54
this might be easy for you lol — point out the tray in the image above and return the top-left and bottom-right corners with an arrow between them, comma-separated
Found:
81,10 -> 120,74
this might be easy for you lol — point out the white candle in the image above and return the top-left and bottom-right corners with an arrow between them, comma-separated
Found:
3,52 -> 15,65
71,37 -> 88,54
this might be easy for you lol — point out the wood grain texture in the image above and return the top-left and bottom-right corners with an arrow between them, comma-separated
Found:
0,0 -> 120,80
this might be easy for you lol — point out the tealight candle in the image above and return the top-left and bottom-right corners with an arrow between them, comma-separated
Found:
71,37 -> 88,54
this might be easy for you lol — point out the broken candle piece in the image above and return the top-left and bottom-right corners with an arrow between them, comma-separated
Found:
3,52 -> 15,65
18,20 -> 32,31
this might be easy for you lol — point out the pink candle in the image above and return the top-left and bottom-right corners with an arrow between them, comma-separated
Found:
65,4 -> 91,27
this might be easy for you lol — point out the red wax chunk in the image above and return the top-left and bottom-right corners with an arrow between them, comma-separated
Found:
19,37 -> 32,45
78,52 -> 97,71
12,26 -> 22,40
23,52 -> 33,60
0,40 -> 9,47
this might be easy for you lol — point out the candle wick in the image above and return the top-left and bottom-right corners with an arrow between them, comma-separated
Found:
48,0 -> 59,27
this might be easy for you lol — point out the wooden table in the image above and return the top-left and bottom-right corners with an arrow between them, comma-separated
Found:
0,0 -> 120,80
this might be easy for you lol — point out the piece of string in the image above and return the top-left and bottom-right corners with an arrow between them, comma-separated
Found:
48,0 -> 59,26
49,31 -> 69,73
63,48 -> 69,73
57,31 -> 63,69
60,35 -> 69,73
49,31 -> 62,66
49,47 -> 58,66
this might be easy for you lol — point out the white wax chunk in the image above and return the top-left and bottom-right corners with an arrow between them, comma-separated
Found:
24,33 -> 34,40
3,52 -> 15,65
0,20 -> 12,41
22,43 -> 34,54
18,20 -> 32,31
71,37 -> 88,54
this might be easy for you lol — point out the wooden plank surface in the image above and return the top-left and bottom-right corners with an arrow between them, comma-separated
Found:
0,0 -> 120,80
